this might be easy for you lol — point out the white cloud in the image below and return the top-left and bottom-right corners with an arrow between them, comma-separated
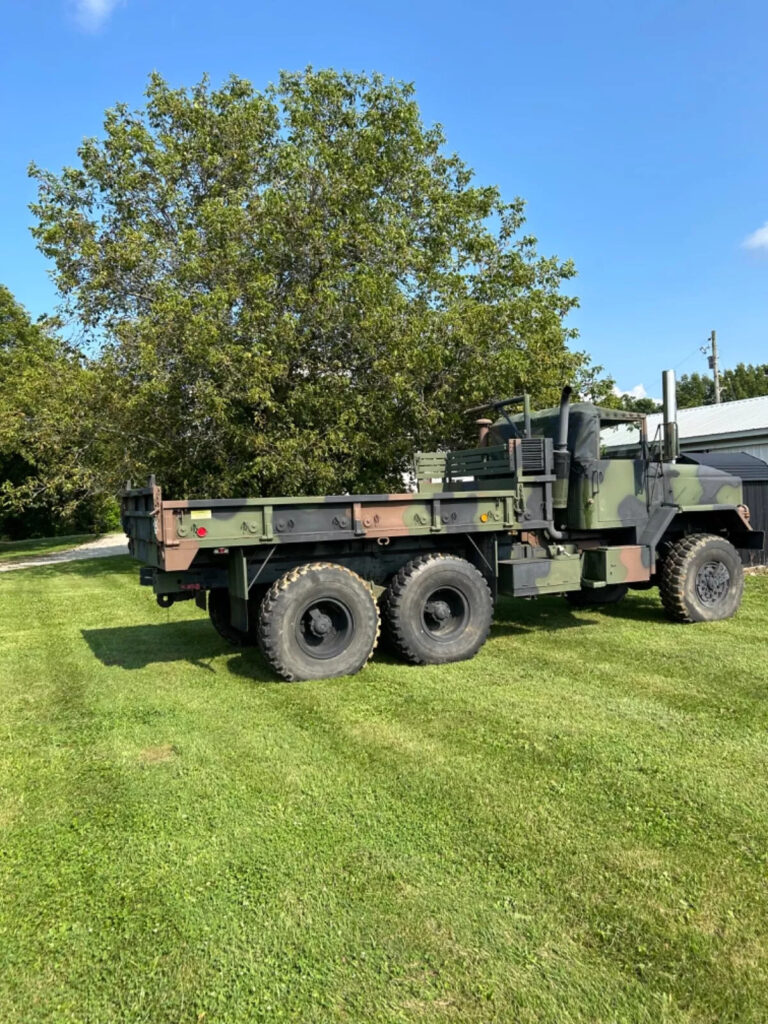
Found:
742,221 -> 768,251
613,384 -> 648,400
612,383 -> 662,407
74,0 -> 121,31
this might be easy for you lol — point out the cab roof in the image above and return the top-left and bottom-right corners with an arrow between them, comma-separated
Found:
490,402 -> 645,464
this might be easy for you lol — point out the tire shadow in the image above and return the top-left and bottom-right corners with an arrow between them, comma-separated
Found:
491,591 -> 668,636
81,619 -> 275,682
491,595 -> 598,637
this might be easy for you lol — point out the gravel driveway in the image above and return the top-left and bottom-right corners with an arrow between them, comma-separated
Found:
0,533 -> 129,572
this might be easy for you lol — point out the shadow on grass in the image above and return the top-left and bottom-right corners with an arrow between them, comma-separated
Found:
493,594 -> 598,637
82,619 -> 274,682
493,591 -> 668,634
82,592 -> 670,683
606,593 -> 669,623
83,618 -> 401,683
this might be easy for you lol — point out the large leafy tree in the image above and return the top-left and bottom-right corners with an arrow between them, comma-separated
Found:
30,69 -> 599,499
0,285 -> 118,536
0,285 -> 53,534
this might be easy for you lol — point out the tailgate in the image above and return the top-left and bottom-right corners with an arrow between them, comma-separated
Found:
120,478 -> 164,568
121,477 -> 201,571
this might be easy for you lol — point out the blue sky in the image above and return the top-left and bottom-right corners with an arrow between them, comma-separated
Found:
2,0 -> 767,396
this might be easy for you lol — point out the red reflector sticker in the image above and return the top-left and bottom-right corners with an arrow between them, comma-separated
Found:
196,526 -> 208,538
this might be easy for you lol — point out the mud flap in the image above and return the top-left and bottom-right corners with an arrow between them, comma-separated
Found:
227,548 -> 249,633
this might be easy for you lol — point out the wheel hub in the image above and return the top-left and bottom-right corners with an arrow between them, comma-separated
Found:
695,560 -> 730,606
296,598 -> 354,659
425,599 -> 451,622
308,610 -> 333,636
421,586 -> 469,641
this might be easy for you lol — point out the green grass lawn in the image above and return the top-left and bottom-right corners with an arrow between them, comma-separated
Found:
0,534 -> 98,563
1,558 -> 767,1023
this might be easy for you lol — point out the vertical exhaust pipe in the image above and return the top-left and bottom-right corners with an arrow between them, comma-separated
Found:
662,370 -> 679,461
476,418 -> 492,447
552,385 -> 572,510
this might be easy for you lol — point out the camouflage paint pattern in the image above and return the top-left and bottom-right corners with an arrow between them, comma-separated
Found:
122,486 -> 543,573
565,459 -> 744,531
582,545 -> 653,585
498,546 -> 582,596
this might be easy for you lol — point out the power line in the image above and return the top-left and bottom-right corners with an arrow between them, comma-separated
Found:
673,345 -> 704,371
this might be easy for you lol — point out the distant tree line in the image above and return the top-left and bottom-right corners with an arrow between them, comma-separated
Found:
0,285 -> 122,538
599,363 -> 768,418
676,365 -> 768,408
0,69 -> 610,539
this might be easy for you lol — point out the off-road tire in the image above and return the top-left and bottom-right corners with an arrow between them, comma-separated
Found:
257,563 -> 380,682
565,583 -> 629,608
208,585 -> 267,646
659,534 -> 743,623
381,554 -> 493,666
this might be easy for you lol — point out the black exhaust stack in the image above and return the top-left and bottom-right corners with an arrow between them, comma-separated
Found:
552,386 -> 572,510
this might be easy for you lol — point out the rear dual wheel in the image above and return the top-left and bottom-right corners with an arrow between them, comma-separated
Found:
381,554 -> 493,666
257,563 -> 380,682
255,555 -> 493,681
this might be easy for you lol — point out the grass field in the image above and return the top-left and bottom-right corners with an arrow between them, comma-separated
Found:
1,558 -> 767,1023
0,534 -> 97,563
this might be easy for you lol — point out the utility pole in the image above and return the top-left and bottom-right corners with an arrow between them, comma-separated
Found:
707,329 -> 721,404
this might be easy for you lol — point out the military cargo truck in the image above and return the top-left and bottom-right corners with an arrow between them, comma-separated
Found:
121,371 -> 762,681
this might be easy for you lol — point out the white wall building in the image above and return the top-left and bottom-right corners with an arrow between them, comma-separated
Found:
603,394 -> 768,462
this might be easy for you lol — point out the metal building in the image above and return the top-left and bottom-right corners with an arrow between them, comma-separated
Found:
604,395 -> 768,461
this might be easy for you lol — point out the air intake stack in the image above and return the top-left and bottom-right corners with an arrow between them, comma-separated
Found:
662,370 -> 680,462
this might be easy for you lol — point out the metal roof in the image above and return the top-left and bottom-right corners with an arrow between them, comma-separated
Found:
679,451 -> 768,481
603,394 -> 768,449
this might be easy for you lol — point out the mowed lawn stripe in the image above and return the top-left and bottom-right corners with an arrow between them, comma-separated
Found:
1,558 -> 767,1022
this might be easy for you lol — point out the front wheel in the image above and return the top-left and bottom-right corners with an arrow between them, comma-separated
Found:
258,563 -> 380,681
659,534 -> 743,623
381,554 -> 493,665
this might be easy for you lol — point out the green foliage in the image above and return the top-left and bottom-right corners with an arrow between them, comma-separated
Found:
677,372 -> 714,409
601,390 -> 662,414
2,561 -> 768,1022
0,287 -> 83,535
721,361 -> 768,402
0,285 -> 122,538
30,69 -> 600,500
616,394 -> 661,414
677,363 -> 768,409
